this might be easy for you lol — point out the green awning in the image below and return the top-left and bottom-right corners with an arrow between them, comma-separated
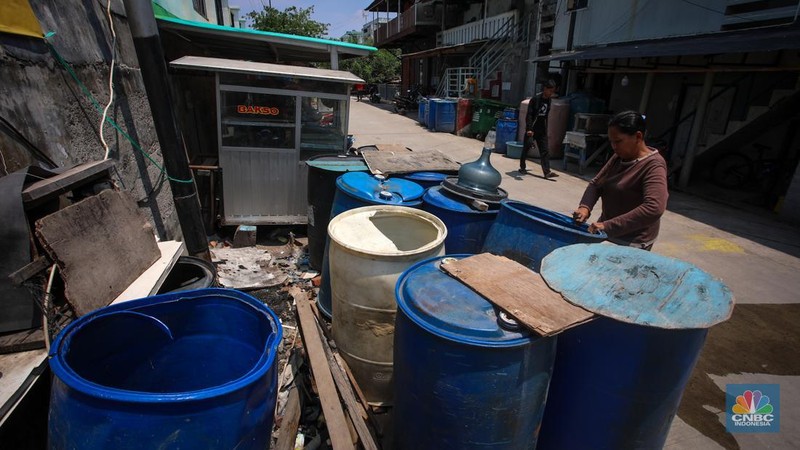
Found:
156,15 -> 376,64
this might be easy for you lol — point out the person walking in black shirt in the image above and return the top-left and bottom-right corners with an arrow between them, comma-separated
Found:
520,78 -> 559,179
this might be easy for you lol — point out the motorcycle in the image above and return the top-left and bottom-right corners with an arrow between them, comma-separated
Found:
393,84 -> 424,115
368,84 -> 381,104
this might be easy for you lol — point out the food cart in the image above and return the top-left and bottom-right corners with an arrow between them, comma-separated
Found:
170,56 -> 364,225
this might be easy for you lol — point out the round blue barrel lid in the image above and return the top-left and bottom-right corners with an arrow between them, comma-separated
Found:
396,255 -> 534,347
306,155 -> 367,172
402,172 -> 449,184
423,186 -> 498,214
337,172 -> 424,204
540,244 -> 734,329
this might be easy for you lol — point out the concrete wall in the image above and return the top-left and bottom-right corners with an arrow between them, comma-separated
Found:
0,0 -> 180,240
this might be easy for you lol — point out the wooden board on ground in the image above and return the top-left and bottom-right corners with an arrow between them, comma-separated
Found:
0,328 -> 45,354
363,148 -> 460,175
441,253 -> 595,336
0,348 -> 47,426
291,287 -> 355,450
35,190 -> 160,316
111,241 -> 185,305
22,159 -> 114,206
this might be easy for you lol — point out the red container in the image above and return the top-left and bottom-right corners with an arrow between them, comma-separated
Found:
456,98 -> 473,136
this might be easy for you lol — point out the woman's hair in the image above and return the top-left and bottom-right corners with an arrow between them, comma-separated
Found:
608,110 -> 646,135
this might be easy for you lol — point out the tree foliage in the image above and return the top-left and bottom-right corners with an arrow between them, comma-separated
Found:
247,6 -> 329,38
339,47 -> 400,84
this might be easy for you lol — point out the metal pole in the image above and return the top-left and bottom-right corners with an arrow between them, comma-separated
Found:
123,0 -> 209,259
678,71 -> 714,189
330,47 -> 339,70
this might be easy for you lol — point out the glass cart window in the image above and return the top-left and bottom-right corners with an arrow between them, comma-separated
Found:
300,97 -> 346,152
220,91 -> 296,148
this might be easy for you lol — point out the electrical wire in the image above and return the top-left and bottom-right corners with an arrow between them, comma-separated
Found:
44,264 -> 59,352
43,32 -> 193,183
677,0 -> 756,23
100,0 -> 117,160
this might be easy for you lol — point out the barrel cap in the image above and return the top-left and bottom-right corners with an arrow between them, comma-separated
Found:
396,255 -> 535,347
336,172 -> 424,205
541,244 -> 734,329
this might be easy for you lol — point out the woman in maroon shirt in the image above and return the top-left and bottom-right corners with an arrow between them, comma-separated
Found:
572,111 -> 668,250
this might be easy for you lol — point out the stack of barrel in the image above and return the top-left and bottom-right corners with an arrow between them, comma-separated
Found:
309,152 -> 734,450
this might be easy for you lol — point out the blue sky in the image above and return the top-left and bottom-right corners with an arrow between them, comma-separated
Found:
236,0 -> 391,39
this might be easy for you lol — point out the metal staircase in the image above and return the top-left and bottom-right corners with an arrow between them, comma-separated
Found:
435,67 -> 478,98
433,11 -> 531,98
467,11 -> 530,90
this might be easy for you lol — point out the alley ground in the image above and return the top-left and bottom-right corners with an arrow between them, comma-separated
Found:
348,99 -> 800,449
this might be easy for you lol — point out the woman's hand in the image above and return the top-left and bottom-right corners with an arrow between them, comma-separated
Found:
588,222 -> 605,234
572,206 -> 590,224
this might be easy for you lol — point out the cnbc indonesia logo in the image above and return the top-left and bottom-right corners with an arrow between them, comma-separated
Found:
727,385 -> 779,433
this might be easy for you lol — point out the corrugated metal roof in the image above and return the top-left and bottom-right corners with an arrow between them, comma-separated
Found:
170,56 -> 365,84
534,24 -> 800,62
157,15 -> 376,63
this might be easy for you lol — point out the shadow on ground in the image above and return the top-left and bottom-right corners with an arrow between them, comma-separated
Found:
666,190 -> 800,259
677,303 -> 800,449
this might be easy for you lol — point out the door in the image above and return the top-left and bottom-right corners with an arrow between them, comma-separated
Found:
218,85 -> 304,224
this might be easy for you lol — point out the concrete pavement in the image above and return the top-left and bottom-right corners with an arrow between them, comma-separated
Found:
349,99 -> 800,449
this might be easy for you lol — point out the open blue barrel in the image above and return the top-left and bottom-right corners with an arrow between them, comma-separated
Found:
49,288 -> 283,449
399,171 -> 449,190
418,98 -> 427,126
306,155 -> 368,270
537,244 -> 734,449
435,99 -> 457,133
494,118 -> 518,154
394,255 -> 556,449
482,200 -> 606,272
422,186 -> 499,253
317,172 -> 425,317
427,98 -> 439,131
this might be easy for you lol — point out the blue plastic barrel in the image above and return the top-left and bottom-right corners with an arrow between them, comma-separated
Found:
394,254 -> 556,450
422,186 -> 499,253
317,172 -> 425,317
306,155 -> 368,270
435,99 -> 457,133
536,244 -> 734,449
49,288 -> 283,449
427,98 -> 439,131
494,118 -> 518,154
502,107 -> 518,120
482,200 -> 606,272
418,99 -> 427,126
399,171 -> 449,190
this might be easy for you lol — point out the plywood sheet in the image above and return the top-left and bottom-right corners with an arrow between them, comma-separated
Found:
362,149 -> 461,175
441,253 -> 594,336
22,159 -> 114,205
35,190 -> 160,316
111,241 -> 185,305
